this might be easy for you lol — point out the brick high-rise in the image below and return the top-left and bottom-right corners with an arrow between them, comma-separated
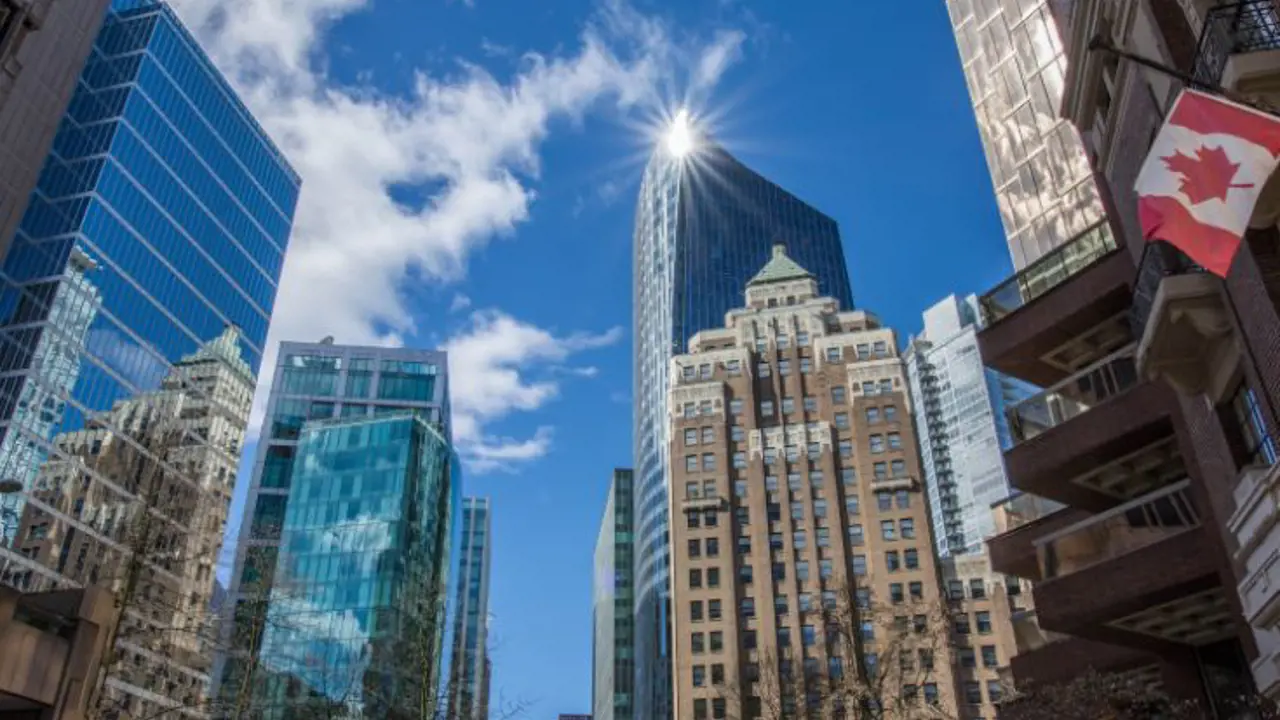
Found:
668,246 -> 958,719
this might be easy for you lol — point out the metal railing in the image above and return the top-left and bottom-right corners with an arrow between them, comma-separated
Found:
1036,480 -> 1199,579
1193,0 -> 1280,86
1129,240 -> 1207,342
991,492 -> 1066,535
1006,344 -> 1140,444
979,221 -> 1117,325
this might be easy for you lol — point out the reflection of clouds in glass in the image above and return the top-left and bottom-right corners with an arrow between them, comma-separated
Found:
87,328 -> 170,391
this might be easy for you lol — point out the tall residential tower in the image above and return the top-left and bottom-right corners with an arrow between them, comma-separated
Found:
0,2 -> 299,715
449,496 -> 493,720
632,123 -> 853,720
593,468 -> 635,720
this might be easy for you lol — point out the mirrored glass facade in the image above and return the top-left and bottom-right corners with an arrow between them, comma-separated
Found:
448,496 -> 492,720
0,1 -> 298,715
904,295 -> 1037,556
945,0 -> 1105,270
632,143 -> 852,719
216,343 -> 452,711
593,468 -> 634,720
248,412 -> 455,719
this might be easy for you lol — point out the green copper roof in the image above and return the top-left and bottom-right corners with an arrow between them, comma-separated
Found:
747,244 -> 815,286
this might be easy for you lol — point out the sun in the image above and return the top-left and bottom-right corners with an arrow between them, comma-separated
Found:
666,108 -> 694,157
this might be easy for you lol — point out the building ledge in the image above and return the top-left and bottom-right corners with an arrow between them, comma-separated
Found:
1135,271 -> 1236,400
680,496 -> 725,512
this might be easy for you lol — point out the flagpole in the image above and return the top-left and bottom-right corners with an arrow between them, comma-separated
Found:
1088,36 -> 1280,448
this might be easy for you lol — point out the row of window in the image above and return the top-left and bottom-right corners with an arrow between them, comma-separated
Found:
955,610 -> 995,635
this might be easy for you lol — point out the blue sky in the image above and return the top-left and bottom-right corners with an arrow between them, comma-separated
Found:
179,0 -> 1014,716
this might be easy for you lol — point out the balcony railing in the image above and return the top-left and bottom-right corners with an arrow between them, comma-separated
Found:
1006,344 -> 1140,445
1129,241 -> 1207,342
979,221 -> 1117,325
1193,0 -> 1280,87
1036,480 -> 1199,580
992,492 -> 1066,535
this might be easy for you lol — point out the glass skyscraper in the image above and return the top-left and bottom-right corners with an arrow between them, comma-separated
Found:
944,0 -> 1104,270
448,496 -> 492,720
632,139 -> 853,719
904,295 -> 1037,555
216,342 -> 454,715
593,468 -> 634,720
0,1 -> 298,715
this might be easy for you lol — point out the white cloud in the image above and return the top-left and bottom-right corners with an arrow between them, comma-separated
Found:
449,293 -> 472,312
166,0 -> 743,471
693,30 -> 745,93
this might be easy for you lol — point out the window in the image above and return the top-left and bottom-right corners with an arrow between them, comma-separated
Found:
686,455 -> 698,472
852,554 -> 867,575
879,379 -> 893,394
861,621 -> 875,640
895,489 -> 910,508
813,501 -> 828,521
866,407 -> 881,424
976,611 -> 992,634
703,453 -> 717,471
846,494 -> 860,516
706,567 -> 720,588
988,680 -> 1004,703
709,631 -> 724,653
920,649 -> 935,671
703,479 -> 716,497
700,400 -> 714,416
692,632 -> 705,654
839,440 -> 853,458
909,581 -> 924,601
693,666 -> 706,687
826,347 -> 841,363
905,548 -> 919,570
727,359 -> 741,376
731,425 -> 745,442
795,561 -> 809,581
809,470 -> 823,485
740,564 -> 753,583
885,405 -> 898,422
948,579 -> 965,600
706,538 -> 719,557
741,598 -> 755,618
831,386 -> 846,404
802,625 -> 817,647
856,343 -> 870,359
709,599 -> 722,620
1224,383 -> 1278,466
787,470 -> 801,490
888,432 -> 902,450
822,590 -> 837,610
685,428 -> 698,446
873,340 -> 887,357
862,381 -> 877,395
886,550 -> 901,571
959,648 -> 976,668
797,331 -> 810,347
766,475 -> 779,492
924,683 -> 939,705
737,537 -> 752,557
820,559 -> 833,579
730,399 -> 743,415
848,524 -> 864,545
700,363 -> 712,379
777,627 -> 792,645
694,700 -> 707,720
900,518 -> 915,539
890,583 -> 904,604
870,435 -> 885,453
834,412 -> 849,429
873,462 -> 887,481
690,569 -> 703,588
686,482 -> 700,499
733,452 -> 746,469
954,614 -> 971,635
779,359 -> 791,376
691,601 -> 704,622
903,685 -> 919,704
913,614 -> 927,634
778,334 -> 790,349
856,588 -> 872,609
793,531 -> 807,549
743,629 -> 757,649
964,682 -> 982,705
881,520 -> 896,540
842,467 -> 856,485
876,491 -> 892,511
702,426 -> 714,443
764,447 -> 778,466
688,539 -> 701,558
683,365 -> 696,381
711,664 -> 725,686
970,579 -> 986,599
981,645 -> 998,667
770,533 -> 784,551
761,400 -> 774,417
891,459 -> 907,478
808,442 -> 822,460
758,362 -> 771,377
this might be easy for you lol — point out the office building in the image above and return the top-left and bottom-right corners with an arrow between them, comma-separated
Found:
903,294 -> 1036,556
216,342 -> 453,714
944,0 -> 1105,269
448,496 -> 493,720
0,0 -> 111,262
668,246 -> 958,719
632,122 -> 853,720
982,1 -> 1280,710
593,468 -> 635,720
0,1 -> 298,715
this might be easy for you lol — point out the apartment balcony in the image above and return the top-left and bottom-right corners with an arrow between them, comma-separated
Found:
1193,0 -> 1280,102
1131,241 -> 1237,400
1227,454 -> 1280,700
978,221 -> 1134,387
987,493 -> 1088,580
1003,345 -> 1183,509
1010,626 -> 1156,688
1032,481 -> 1236,649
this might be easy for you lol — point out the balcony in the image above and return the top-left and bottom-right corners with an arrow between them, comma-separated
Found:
1193,0 -> 1280,97
1228,454 -> 1280,699
987,493 -> 1088,580
1131,241 -> 1235,399
977,222 -> 1134,387
1006,345 -> 1139,445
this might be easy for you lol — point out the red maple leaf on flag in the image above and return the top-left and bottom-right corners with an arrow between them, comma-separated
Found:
1162,145 -> 1254,205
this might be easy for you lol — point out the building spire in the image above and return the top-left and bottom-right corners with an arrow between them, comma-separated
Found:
747,243 -> 815,286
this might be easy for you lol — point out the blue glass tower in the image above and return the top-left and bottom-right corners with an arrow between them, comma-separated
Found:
632,138 -> 852,719
447,497 -> 492,720
0,1 -> 298,715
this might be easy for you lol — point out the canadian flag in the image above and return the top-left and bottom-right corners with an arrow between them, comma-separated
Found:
1135,89 -> 1280,277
